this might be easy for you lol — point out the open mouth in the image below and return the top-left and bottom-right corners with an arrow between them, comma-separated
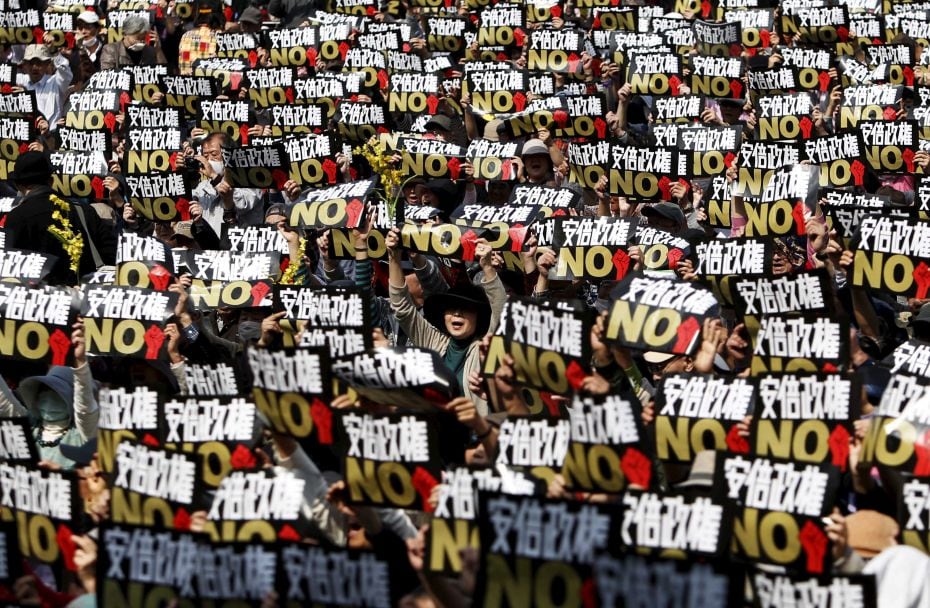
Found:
450,320 -> 465,330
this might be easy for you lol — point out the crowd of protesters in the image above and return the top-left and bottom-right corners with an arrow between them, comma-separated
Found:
1,0 -> 930,605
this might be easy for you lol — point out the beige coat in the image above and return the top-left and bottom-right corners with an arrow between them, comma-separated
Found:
389,274 -> 506,415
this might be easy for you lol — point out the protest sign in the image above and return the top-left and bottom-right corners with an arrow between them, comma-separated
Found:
222,143 -> 291,190
81,286 -> 178,360
338,410 -> 442,510
595,555 -> 742,608
750,570 -> 877,608
275,284 -> 372,359
334,347 -> 458,410
850,216 -> 930,298
0,283 -> 77,365
97,386 -> 161,474
862,374 -> 930,474
287,178 -> 374,229
654,373 -> 756,462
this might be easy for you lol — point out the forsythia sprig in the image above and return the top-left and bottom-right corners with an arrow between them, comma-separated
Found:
47,195 -> 83,274
279,237 -> 307,285
353,136 -> 413,221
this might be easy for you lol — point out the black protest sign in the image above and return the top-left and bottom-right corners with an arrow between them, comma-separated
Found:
357,29 -> 402,51
850,216 -> 930,298
901,477 -> 930,555
837,57 -> 882,88
159,75 -> 218,118
198,99 -> 254,145
859,120 -> 919,174
162,396 -> 255,445
0,249 -> 57,284
619,489 -> 731,557
543,216 -> 637,281
736,141 -> 803,197
704,174 -> 733,228
269,102 -> 330,136
125,64 -> 168,103
748,313 -> 848,374
222,143 -> 291,190
653,95 -> 705,123
756,92 -> 817,141
398,221 -> 491,262
718,453 -> 840,574
275,284 -> 372,359
388,73 -> 442,116
221,225 -> 289,255
751,570 -> 877,608
264,26 -> 319,67
207,466 -> 305,532
688,55 -> 745,99
116,232 -> 174,272
466,139 -> 520,180
97,386 -> 161,474
910,106 -> 930,143
426,15 -> 468,53
804,132 -> 866,188
676,125 -> 742,179
596,555 -> 741,608
80,285 -> 178,360
85,70 -> 133,100
0,62 -> 16,85
724,8 -> 775,48
0,10 -> 41,45
748,66 -> 804,95
215,31 -> 260,61
342,48 -> 388,91
605,274 -> 719,356
742,165 -> 819,237
280,133 -> 340,187
124,107 -> 183,174
336,101 -> 389,143
291,73 -> 350,104
509,183 -> 580,212
398,137 -> 466,181
248,345 -> 335,458
475,493 -> 618,607
337,409 -> 442,510
561,393 -> 650,492
182,362 -> 241,397
780,46 -> 834,93
465,67 -> 529,115
244,67 -> 297,108
476,3 -> 526,48
862,374 -> 930,475
0,90 -> 35,119
868,45 -> 916,87
0,284 -> 77,366
838,85 -> 903,130
57,125 -> 109,155
653,373 -> 756,462
49,150 -> 108,198
632,225 -> 691,271
287,178 -> 374,229
427,466 -> 536,574
693,19 -> 742,56
0,463 -> 77,568
185,249 -> 279,284
335,346 -> 458,410
751,373 -> 860,470
626,52 -> 683,96
921,176 -> 930,220
883,339 -> 930,378
97,524 -> 277,605
527,29 -> 585,74
691,237 -> 774,300
590,7 -> 638,31
0,418 -> 37,463
582,140 -> 679,201
780,5 -> 850,45
277,544 -> 395,607
484,297 -> 592,395
125,172 -> 192,223
454,200 -> 540,252
731,270 -> 833,318
0,116 -> 32,161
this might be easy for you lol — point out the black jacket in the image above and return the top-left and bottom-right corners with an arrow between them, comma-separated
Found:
3,186 -> 116,284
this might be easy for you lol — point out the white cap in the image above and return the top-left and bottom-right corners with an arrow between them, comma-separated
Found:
76,11 -> 100,25
22,45 -> 52,62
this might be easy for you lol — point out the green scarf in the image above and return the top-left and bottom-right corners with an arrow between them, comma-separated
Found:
443,338 -> 471,395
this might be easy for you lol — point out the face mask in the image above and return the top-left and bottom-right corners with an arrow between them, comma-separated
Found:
82,36 -> 97,48
127,42 -> 145,52
208,160 -> 225,177
36,390 -> 70,424
238,321 -> 261,344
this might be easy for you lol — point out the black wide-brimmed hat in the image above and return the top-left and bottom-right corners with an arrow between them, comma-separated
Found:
424,282 -> 492,339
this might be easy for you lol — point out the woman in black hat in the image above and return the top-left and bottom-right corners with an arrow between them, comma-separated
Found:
385,227 -> 505,415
